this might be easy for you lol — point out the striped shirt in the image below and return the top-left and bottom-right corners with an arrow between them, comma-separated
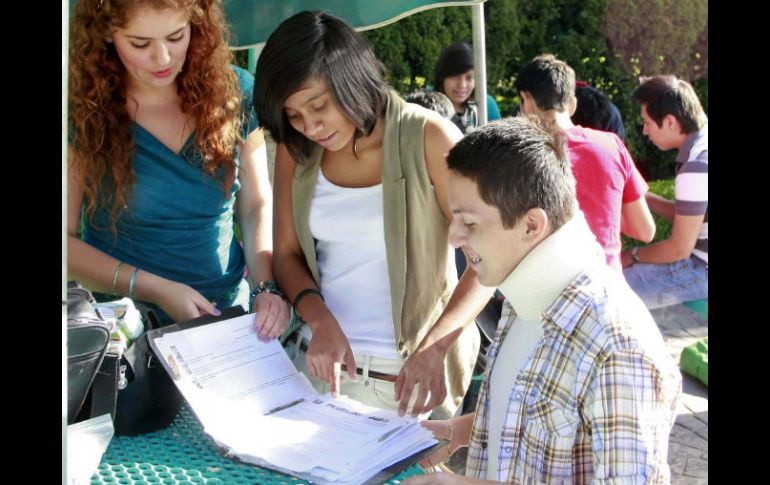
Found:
466,266 -> 682,484
675,126 -> 708,263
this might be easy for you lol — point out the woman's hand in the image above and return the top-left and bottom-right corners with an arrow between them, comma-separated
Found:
155,281 -> 222,323
305,318 -> 358,396
396,344 -> 449,417
252,292 -> 291,341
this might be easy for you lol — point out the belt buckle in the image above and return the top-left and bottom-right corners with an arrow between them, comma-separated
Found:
342,364 -> 398,383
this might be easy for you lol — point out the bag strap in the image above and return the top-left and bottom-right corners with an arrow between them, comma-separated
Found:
144,309 -> 163,331
89,322 -> 154,421
87,307 -> 159,420
89,351 -> 121,419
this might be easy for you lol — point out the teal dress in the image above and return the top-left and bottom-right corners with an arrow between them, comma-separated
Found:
83,66 -> 259,324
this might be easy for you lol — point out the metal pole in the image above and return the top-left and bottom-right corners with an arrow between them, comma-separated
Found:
247,44 -> 265,74
247,48 -> 257,74
62,0 -> 69,483
471,2 -> 487,126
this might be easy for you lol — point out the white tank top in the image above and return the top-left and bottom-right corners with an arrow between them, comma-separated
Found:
307,168 -> 401,360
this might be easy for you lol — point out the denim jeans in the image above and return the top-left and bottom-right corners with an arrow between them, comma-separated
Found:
623,256 -> 708,310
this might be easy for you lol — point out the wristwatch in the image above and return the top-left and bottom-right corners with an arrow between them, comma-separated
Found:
630,247 -> 641,265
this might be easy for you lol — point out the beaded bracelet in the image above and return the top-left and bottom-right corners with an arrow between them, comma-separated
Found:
249,280 -> 286,310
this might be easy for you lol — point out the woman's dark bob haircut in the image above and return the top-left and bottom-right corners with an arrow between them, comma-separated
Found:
254,10 -> 390,161
433,42 -> 474,96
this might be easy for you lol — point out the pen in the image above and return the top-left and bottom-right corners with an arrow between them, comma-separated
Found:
377,424 -> 405,442
265,398 -> 305,416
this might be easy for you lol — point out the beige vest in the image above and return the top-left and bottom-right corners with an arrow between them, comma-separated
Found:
291,91 -> 479,416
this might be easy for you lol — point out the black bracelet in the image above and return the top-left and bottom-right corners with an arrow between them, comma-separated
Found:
293,288 -> 324,315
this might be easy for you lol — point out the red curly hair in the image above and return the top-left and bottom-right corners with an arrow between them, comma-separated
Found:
69,0 -> 242,226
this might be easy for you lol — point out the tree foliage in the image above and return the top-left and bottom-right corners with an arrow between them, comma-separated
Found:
604,0 -> 708,81
364,7 -> 472,93
362,0 -> 707,179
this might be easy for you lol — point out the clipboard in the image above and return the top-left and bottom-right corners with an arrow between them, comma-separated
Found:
145,306 -> 446,483
146,306 -> 247,381
366,439 -> 448,483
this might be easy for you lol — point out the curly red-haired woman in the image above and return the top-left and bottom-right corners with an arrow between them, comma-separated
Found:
68,0 -> 288,336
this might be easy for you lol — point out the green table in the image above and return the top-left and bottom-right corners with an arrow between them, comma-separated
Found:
683,298 -> 708,320
91,404 -> 426,484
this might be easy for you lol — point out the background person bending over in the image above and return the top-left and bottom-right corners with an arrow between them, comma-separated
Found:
573,85 -> 613,133
405,90 -> 455,120
574,80 -> 626,140
405,116 -> 681,485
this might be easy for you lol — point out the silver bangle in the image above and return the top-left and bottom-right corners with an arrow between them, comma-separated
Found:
111,261 -> 124,295
128,267 -> 140,299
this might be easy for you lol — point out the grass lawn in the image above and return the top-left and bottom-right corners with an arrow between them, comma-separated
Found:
622,178 -> 674,250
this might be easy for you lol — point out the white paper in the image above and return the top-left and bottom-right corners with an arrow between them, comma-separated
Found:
151,314 -> 436,483
67,414 -> 114,485
153,313 -> 316,424
210,394 -> 418,475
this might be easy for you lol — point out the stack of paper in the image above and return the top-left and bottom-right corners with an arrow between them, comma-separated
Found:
151,314 -> 438,484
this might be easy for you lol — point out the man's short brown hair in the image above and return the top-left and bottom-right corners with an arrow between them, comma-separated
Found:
633,75 -> 707,133
447,115 -> 577,230
514,54 -> 576,112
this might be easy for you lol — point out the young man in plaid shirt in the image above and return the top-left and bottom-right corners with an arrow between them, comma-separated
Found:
405,116 -> 681,485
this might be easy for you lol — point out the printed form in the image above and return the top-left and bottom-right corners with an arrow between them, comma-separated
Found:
152,313 -> 436,484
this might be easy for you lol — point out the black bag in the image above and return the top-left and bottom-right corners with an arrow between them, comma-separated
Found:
67,282 -> 184,435
92,308 -> 185,436
112,306 -> 251,434
67,285 -> 111,423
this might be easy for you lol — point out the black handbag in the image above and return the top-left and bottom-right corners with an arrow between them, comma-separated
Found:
67,285 -> 111,423
115,309 -> 185,435
89,307 -> 185,436
67,282 -> 184,435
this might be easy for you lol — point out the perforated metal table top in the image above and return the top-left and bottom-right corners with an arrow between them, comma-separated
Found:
91,404 -> 425,484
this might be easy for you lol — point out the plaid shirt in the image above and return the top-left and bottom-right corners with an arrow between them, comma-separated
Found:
466,267 -> 682,484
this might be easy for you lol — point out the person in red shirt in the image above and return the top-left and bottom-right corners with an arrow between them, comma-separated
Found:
515,55 -> 655,271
